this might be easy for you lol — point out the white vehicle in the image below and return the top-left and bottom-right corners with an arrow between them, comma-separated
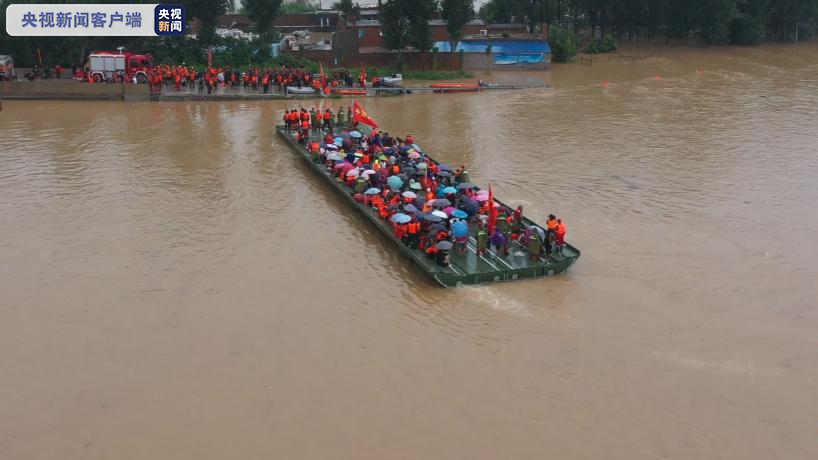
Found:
0,55 -> 14,81
380,73 -> 403,87
88,53 -> 126,82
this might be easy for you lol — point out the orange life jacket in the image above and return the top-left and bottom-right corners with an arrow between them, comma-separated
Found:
557,223 -> 566,236
301,112 -> 310,121
323,112 -> 331,120
547,218 -> 558,230
408,222 -> 419,234
301,120 -> 310,129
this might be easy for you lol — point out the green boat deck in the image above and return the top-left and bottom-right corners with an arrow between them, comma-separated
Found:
276,126 -> 580,287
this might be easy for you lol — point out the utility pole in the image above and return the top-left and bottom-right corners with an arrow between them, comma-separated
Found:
795,22 -> 799,46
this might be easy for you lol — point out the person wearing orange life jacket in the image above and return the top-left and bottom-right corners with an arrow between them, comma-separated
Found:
555,219 -> 567,251
405,134 -> 414,145
322,109 -> 333,130
300,118 -> 311,140
425,188 -> 435,203
406,220 -> 420,249
309,141 -> 321,162
378,204 -> 389,220
391,164 -> 400,175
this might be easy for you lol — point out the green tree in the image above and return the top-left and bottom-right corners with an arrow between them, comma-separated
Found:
380,0 -> 412,65
279,0 -> 318,14
333,0 -> 361,25
244,0 -> 285,41
188,0 -> 236,44
548,25 -> 578,62
697,0 -> 737,44
442,0 -> 474,53
408,0 -> 438,66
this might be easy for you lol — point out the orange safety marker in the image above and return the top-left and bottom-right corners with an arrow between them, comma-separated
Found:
655,75 -> 663,81
602,80 -> 609,88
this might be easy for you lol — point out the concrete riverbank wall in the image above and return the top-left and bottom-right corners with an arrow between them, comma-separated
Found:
0,81 -> 151,101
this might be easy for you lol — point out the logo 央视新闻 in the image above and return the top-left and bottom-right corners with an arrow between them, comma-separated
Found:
154,5 -> 185,36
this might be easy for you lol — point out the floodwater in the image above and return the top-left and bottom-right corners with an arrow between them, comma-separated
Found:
2,44 -> 818,459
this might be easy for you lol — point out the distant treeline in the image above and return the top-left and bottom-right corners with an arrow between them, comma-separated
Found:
2,0 -> 817,68
479,0 -> 818,44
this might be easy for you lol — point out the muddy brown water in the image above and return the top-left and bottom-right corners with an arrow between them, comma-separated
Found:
2,44 -> 818,459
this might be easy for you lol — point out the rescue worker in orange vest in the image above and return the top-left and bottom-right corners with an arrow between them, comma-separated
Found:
555,219 -> 567,250
323,109 -> 333,130
309,141 -> 321,162
301,118 -> 310,140
378,203 -> 389,220
425,188 -> 435,203
407,220 -> 420,249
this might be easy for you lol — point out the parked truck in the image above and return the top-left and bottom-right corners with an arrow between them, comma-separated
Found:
0,55 -> 14,81
88,50 -> 153,83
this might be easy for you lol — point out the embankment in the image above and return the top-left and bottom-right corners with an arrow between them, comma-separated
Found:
0,81 -> 150,101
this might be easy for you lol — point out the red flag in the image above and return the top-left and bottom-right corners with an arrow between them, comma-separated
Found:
487,184 -> 498,235
319,61 -> 327,87
353,100 -> 378,129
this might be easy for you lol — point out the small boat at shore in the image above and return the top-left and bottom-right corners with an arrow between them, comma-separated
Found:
332,88 -> 368,96
430,82 -> 480,93
286,86 -> 317,95
275,126 -> 580,287
376,74 -> 403,87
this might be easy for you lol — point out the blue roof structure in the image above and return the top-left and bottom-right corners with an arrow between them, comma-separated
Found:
434,40 -> 551,54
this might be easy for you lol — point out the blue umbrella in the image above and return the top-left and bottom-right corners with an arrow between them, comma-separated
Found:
341,133 -> 351,138
365,187 -> 381,195
334,137 -> 344,144
349,131 -> 362,138
384,147 -> 395,154
399,145 -> 411,152
531,226 -> 546,241
451,220 -> 469,238
443,186 -> 458,194
438,164 -> 452,171
404,204 -> 420,214
452,210 -> 468,219
391,213 -> 412,224
387,175 -> 404,190
411,143 -> 422,152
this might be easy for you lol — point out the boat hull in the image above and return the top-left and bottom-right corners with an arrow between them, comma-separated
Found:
332,88 -> 368,96
286,86 -> 316,95
275,127 -> 580,287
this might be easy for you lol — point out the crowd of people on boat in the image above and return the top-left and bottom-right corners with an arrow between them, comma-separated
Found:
282,108 -> 568,267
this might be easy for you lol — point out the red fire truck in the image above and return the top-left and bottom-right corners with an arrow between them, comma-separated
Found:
88,49 -> 153,83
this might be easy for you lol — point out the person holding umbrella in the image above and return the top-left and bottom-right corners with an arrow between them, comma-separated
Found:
451,219 -> 469,255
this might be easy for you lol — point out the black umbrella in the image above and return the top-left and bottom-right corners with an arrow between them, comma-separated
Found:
437,170 -> 453,177
423,213 -> 443,222
463,199 -> 479,215
404,204 -> 420,214
402,167 -> 417,176
428,224 -> 447,233
432,198 -> 451,208
458,182 -> 474,189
